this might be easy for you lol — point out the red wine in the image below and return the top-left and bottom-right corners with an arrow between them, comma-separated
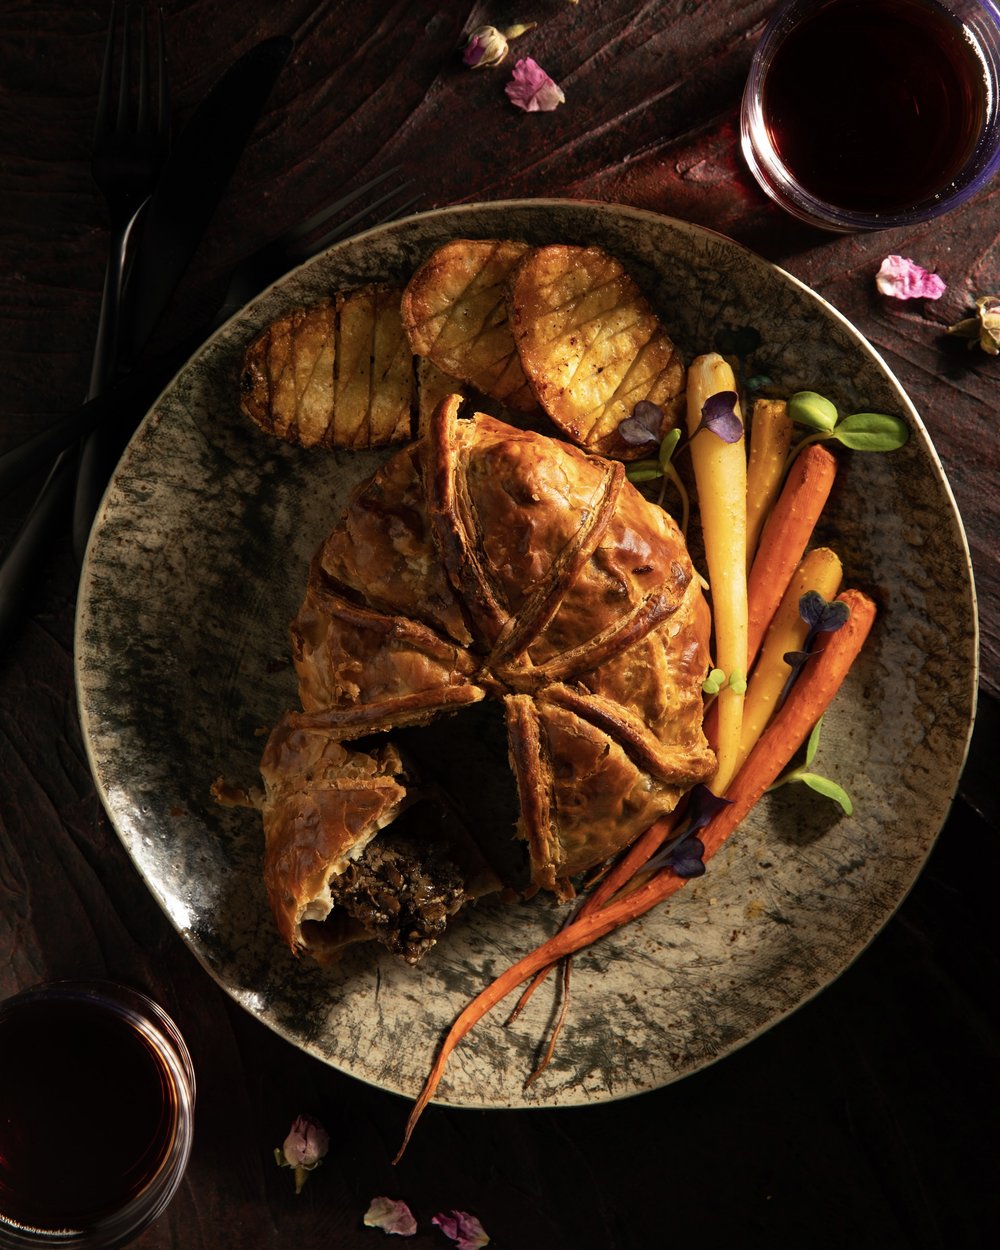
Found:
762,0 -> 988,212
0,994 -> 181,1233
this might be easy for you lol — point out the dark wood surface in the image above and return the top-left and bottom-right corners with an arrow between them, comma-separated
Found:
1,4 -> 997,1247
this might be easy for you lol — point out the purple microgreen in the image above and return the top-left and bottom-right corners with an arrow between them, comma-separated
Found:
619,400 -> 664,448
782,648 -> 811,671
799,590 -> 850,634
668,834 -> 707,878
432,1210 -> 491,1248
788,390 -> 838,433
686,783 -> 733,833
693,391 -> 743,443
364,1196 -> 418,1236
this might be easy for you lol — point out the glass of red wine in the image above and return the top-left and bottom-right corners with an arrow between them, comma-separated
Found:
0,982 -> 195,1249
741,0 -> 1000,229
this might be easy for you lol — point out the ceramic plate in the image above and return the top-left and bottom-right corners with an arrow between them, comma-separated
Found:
75,201 -> 978,1109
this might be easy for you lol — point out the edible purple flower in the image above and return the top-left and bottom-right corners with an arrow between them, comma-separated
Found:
275,1113 -> 329,1194
505,57 -> 565,112
364,1196 -> 418,1236
619,399 -> 664,448
875,255 -> 946,300
432,1210 -> 490,1248
692,390 -> 743,443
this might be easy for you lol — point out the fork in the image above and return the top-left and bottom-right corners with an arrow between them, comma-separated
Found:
86,0 -> 170,397
0,3 -> 169,645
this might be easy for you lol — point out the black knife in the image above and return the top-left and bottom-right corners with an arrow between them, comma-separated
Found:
0,34 -> 291,647
72,33 -> 294,560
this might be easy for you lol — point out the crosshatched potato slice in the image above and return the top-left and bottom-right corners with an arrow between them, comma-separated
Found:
400,238 -> 537,412
507,244 -> 686,459
239,284 -> 413,450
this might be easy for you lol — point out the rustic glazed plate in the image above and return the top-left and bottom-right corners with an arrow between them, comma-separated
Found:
75,201 -> 978,1109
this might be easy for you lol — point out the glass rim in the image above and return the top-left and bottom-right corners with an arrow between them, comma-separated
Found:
0,981 -> 196,1250
740,0 -> 1000,231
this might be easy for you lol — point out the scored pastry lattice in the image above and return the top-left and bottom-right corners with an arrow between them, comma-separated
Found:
261,396 -> 715,960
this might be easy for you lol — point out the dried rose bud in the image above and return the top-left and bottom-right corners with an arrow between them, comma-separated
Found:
463,26 -> 510,68
274,1113 -> 329,1194
947,295 -> 1000,356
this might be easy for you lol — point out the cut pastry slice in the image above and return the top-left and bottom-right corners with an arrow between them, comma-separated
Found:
401,238 -> 537,411
507,244 -> 686,459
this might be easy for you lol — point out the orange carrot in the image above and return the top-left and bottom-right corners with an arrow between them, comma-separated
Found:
395,589 -> 875,1160
746,443 -> 837,666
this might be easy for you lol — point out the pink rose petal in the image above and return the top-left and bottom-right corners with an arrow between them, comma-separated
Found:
875,255 -> 946,300
364,1196 -> 418,1236
505,57 -> 565,112
432,1209 -> 490,1248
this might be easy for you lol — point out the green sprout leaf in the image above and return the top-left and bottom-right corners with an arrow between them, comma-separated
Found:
658,427 -> 681,471
830,411 -> 909,452
767,715 -> 853,815
789,390 -> 839,432
625,459 -> 662,483
703,667 -> 727,695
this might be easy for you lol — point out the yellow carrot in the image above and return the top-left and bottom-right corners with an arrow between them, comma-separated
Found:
686,353 -> 748,795
745,398 -> 794,565
736,546 -> 842,772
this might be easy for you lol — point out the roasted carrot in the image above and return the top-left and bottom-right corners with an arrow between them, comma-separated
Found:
746,443 -> 837,666
686,353 -> 748,795
736,546 -> 843,771
396,589 -> 875,1160
746,398 -> 794,565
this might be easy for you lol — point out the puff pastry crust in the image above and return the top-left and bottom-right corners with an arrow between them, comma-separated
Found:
262,396 -> 715,958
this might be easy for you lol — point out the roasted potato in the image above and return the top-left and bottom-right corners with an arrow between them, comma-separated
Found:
400,239 -> 537,412
239,285 -> 414,450
507,244 -> 686,459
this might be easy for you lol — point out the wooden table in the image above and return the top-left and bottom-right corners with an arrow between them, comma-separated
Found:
2,4 -> 997,1246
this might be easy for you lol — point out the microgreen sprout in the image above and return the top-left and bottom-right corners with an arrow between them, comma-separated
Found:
644,784 -> 734,879
778,590 -> 851,705
785,390 -> 908,468
692,390 -> 744,443
702,667 -> 727,695
768,716 -> 853,815
624,404 -> 690,532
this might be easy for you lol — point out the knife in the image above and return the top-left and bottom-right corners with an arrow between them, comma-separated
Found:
0,34 -> 292,647
72,33 -> 294,559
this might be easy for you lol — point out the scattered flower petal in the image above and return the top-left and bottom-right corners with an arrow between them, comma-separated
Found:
432,1210 -> 490,1248
463,26 -> 509,68
365,1197 -> 418,1237
694,390 -> 743,443
875,255 -> 946,300
505,57 -> 565,111
947,294 -> 1000,355
618,399 -> 664,447
274,1114 -> 329,1194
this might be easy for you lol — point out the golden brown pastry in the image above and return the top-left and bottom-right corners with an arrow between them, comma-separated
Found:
261,396 -> 714,959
